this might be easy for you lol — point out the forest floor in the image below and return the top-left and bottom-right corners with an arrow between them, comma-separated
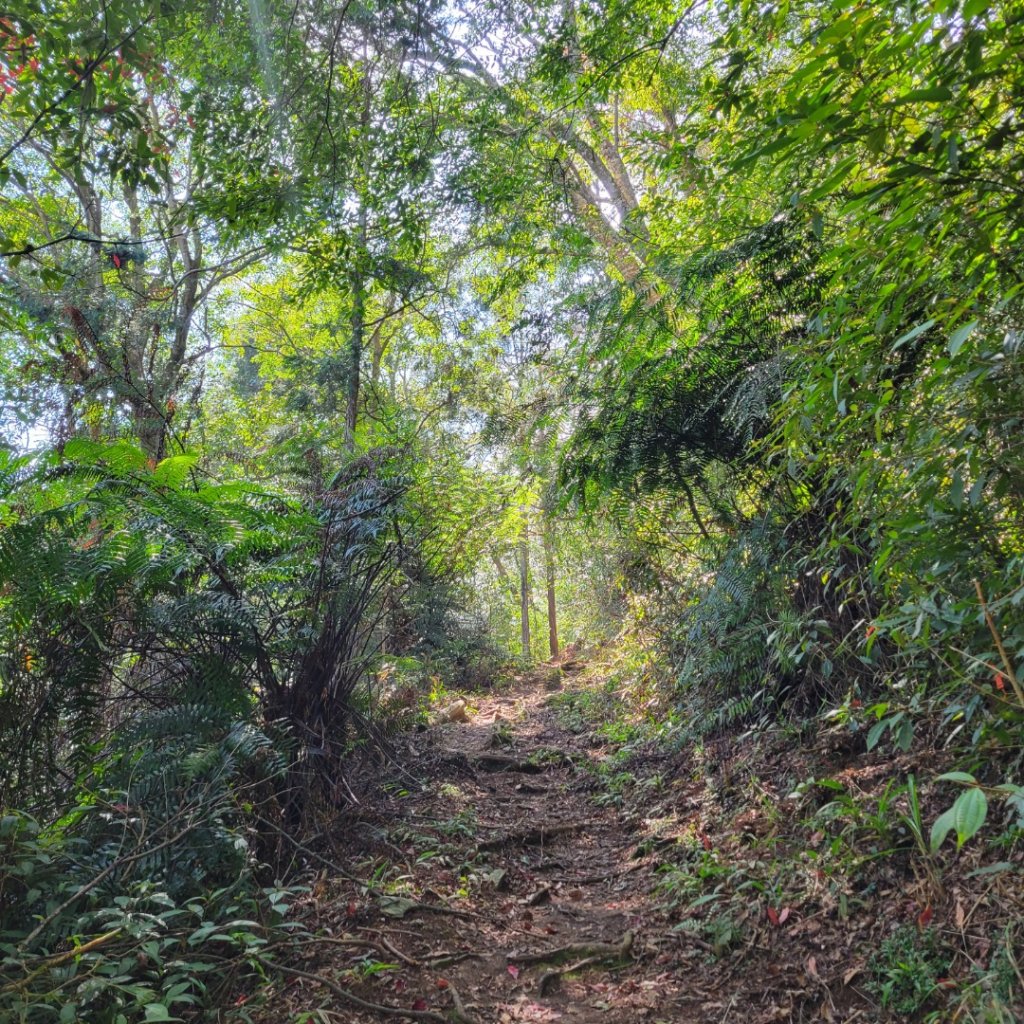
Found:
250,658 -> 1024,1024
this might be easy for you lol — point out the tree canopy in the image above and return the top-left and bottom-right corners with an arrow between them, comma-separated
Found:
1,1 -> 1023,1021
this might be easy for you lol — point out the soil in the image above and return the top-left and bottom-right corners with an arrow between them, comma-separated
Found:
250,668 -> 1024,1024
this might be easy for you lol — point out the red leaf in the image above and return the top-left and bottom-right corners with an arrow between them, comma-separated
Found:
995,673 -> 1006,691
918,904 -> 933,928
412,998 -> 428,1011
701,833 -> 712,850
436,978 -> 449,990
111,253 -> 122,268
779,907 -> 791,924
507,965 -> 520,980
767,906 -> 780,926
346,901 -> 357,917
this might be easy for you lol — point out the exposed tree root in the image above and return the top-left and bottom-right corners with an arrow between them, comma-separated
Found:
477,821 -> 590,851
259,956 -> 479,1023
538,954 -> 604,996
548,860 -> 648,884
470,752 -> 545,773
509,929 -> 635,967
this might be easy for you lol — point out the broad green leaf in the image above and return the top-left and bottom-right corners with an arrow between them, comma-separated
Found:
892,86 -> 953,105
892,319 -> 936,350
953,787 -> 987,849
930,806 -> 957,854
948,320 -> 977,356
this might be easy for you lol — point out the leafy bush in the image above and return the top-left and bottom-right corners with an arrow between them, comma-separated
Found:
0,711 -> 300,1024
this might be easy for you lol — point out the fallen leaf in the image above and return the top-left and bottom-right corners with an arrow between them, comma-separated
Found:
778,906 -> 791,924
436,978 -> 449,990
412,998 -> 428,1011
807,956 -> 819,979
955,901 -> 966,929
918,904 -> 933,928
767,906 -> 780,926
507,964 -> 520,980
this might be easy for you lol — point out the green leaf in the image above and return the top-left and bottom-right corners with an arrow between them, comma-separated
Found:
151,455 -> 199,488
892,86 -> 953,105
948,320 -> 977,356
929,806 -> 957,854
953,787 -> 987,849
866,719 -> 887,750
965,861 -> 1017,878
892,319 -> 936,350
143,1006 -> 180,1022
936,771 -> 976,784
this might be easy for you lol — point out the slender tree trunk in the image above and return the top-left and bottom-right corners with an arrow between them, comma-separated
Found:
543,521 -> 559,659
345,57 -> 372,449
345,251 -> 366,448
519,513 -> 531,660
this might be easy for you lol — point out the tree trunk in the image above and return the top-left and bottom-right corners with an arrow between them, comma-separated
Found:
345,255 -> 366,448
543,521 -> 559,659
345,63 -> 373,449
519,513 -> 531,660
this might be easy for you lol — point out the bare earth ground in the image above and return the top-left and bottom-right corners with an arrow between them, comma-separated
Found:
249,665 -> 1024,1024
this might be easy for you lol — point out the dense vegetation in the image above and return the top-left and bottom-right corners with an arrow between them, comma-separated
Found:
1,0 -> 1022,1020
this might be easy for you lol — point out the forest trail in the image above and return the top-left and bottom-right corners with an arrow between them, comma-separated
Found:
267,668 -> 720,1024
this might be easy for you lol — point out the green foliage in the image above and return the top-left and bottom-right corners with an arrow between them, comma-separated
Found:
0,711 -> 300,1024
867,925 -> 952,1016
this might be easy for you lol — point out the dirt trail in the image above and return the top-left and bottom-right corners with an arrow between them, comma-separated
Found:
257,665 -> 1024,1024
272,671 -> 708,1023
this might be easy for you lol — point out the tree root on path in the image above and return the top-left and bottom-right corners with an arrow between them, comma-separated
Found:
258,957 -> 479,1024
470,752 -> 546,773
477,821 -> 590,851
537,955 -> 605,996
548,860 -> 648,884
509,929 -> 635,968
268,933 -> 420,968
